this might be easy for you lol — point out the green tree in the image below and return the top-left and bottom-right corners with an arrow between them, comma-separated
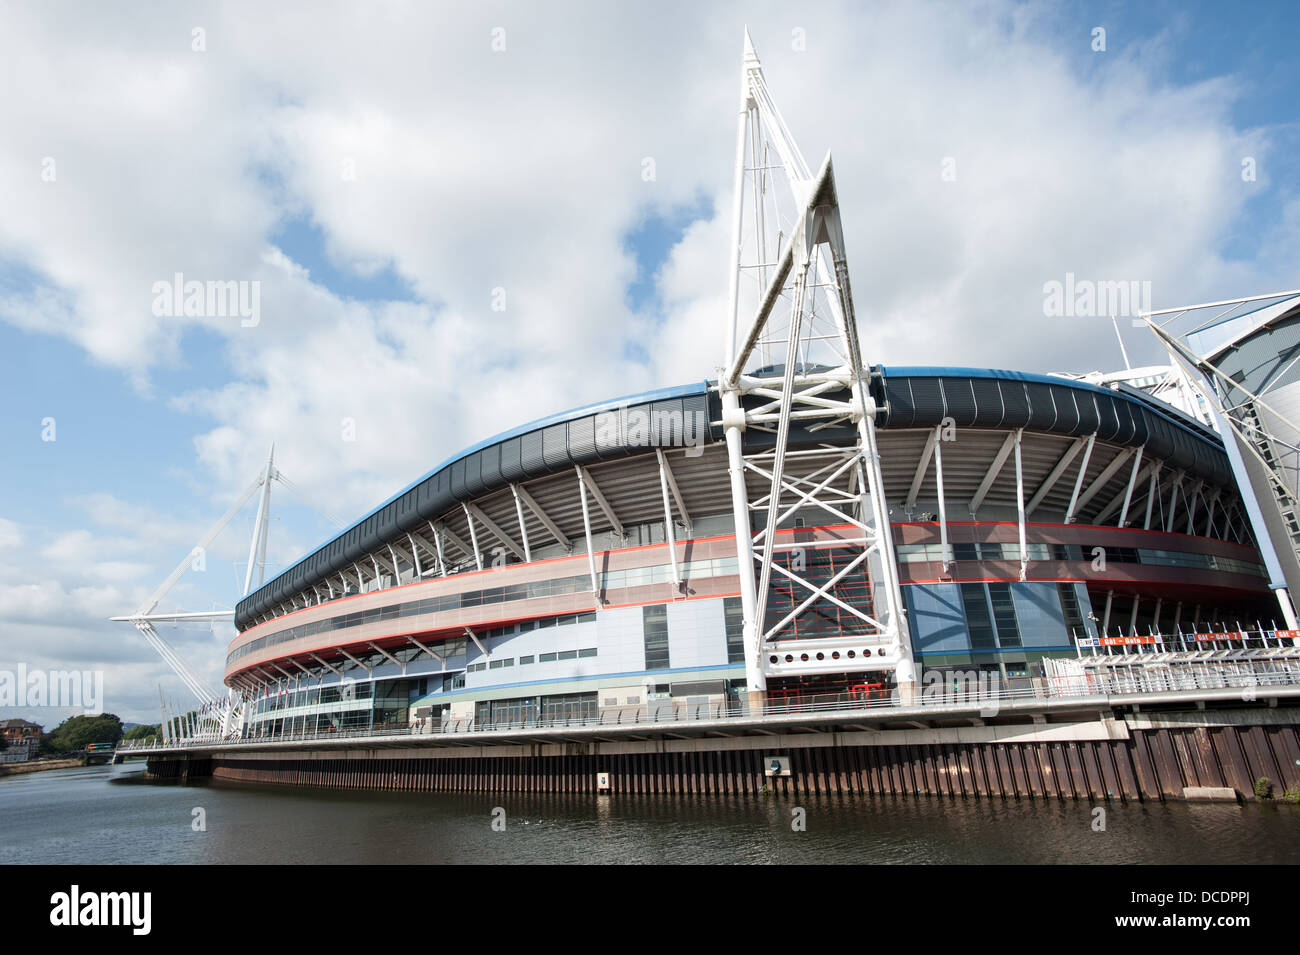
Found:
43,714 -> 124,753
123,724 -> 160,743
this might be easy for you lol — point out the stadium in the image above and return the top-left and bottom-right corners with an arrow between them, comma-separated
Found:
226,364 -> 1276,737
123,34 -> 1300,750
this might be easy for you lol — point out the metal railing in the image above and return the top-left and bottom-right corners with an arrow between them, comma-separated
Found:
119,658 -> 1300,753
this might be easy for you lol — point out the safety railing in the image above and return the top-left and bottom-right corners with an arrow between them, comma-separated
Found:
119,659 -> 1300,753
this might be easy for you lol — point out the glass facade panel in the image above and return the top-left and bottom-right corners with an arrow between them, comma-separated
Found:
643,604 -> 670,670
987,582 -> 1022,648
960,583 -> 997,651
723,596 -> 745,664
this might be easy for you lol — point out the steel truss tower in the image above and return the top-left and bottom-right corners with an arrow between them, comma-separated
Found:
718,33 -> 917,702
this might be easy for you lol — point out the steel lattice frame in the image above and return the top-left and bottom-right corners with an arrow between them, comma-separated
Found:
718,33 -> 917,695
1141,291 -> 1300,631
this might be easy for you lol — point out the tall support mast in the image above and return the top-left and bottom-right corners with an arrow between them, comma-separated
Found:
718,32 -> 917,707
243,445 -> 276,596
112,445 -> 331,734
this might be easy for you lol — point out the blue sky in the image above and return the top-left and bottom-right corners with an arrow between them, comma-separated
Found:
0,0 -> 1297,722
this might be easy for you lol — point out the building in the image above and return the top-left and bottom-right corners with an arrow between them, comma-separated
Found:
129,33 -> 1281,742
1,719 -> 42,762
226,366 -> 1274,736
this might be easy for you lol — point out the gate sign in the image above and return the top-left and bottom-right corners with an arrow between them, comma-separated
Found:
1099,636 -> 1158,646
1276,630 -> 1300,640
1192,632 -> 1241,642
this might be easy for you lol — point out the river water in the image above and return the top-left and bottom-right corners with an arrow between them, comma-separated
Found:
2,762 -> 1298,864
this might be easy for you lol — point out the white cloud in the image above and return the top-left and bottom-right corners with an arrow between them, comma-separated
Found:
0,1 -> 1295,718
0,519 -> 22,551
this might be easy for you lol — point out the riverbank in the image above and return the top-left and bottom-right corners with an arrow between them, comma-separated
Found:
0,758 -> 82,776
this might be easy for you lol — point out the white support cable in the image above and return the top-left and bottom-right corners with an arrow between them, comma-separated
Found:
465,501 -> 526,562
905,427 -> 939,515
1185,481 -> 1203,536
369,642 -> 404,672
271,471 -> 346,529
459,506 -> 484,571
1025,436 -> 1088,516
575,465 -> 625,540
134,473 -> 265,619
1064,433 -> 1097,524
577,468 -> 602,601
1075,448 -> 1135,518
309,653 -> 343,677
655,449 -> 682,586
439,523 -> 477,568
1143,461 -> 1162,530
1014,429 -> 1027,581
336,647 -> 372,674
933,425 -> 951,568
512,483 -> 572,552
429,521 -> 449,576
1164,471 -> 1185,533
969,433 -> 1017,517
464,627 -> 489,659
509,485 -> 533,563
406,533 -> 423,578
407,636 -> 444,665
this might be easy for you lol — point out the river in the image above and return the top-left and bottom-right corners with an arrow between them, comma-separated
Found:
2,762 -> 1297,864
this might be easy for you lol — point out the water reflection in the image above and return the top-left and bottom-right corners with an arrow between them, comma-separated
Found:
0,764 -> 1296,865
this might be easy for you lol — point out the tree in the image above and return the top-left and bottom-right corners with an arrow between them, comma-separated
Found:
123,724 -> 160,743
42,714 -> 124,753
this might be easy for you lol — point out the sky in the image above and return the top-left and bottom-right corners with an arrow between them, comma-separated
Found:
0,0 -> 1297,725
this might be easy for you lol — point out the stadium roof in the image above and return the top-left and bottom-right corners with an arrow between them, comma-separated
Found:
235,366 -> 1235,628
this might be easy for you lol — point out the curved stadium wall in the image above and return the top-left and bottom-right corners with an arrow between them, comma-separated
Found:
227,367 -> 1274,734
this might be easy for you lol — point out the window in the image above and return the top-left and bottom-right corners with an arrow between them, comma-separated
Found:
723,596 -> 745,664
1058,584 -> 1087,641
643,604 -> 670,670
578,648 -> 597,658
538,652 -> 557,662
960,583 -> 997,651
518,655 -> 535,666
987,582 -> 1022,648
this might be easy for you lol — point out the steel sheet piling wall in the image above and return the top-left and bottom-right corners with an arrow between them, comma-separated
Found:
146,720 -> 1300,802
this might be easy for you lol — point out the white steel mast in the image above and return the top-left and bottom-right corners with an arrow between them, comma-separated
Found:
718,32 -> 917,706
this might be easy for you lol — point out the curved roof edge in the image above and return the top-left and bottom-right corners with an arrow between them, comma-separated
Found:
236,367 -> 1234,630
878,365 -> 1223,447
341,380 -> 711,539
